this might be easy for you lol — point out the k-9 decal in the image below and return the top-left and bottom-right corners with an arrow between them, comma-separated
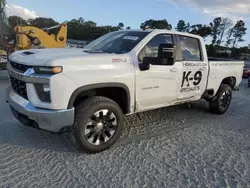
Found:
181,71 -> 202,93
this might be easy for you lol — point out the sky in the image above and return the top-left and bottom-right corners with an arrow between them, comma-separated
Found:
5,0 -> 250,47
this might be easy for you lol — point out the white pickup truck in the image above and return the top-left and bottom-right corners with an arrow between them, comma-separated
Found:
6,29 -> 244,153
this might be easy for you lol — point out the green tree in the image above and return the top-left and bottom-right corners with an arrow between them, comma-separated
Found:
189,24 -> 212,39
118,22 -> 124,30
66,17 -> 119,41
140,19 -> 172,30
28,17 -> 59,28
8,15 -> 27,28
176,20 -> 190,32
217,18 -> 233,46
84,21 -> 97,27
231,20 -> 247,48
77,17 -> 84,25
225,28 -> 233,47
209,17 -> 222,45
126,26 -> 131,30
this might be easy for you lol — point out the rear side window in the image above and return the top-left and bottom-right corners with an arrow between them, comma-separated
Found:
179,36 -> 202,61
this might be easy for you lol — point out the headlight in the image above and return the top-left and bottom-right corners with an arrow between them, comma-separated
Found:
34,66 -> 63,74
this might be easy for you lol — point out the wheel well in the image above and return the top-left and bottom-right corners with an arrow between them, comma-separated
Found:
68,86 -> 130,114
221,77 -> 236,89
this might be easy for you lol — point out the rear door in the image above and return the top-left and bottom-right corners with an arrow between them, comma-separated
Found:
176,35 -> 209,100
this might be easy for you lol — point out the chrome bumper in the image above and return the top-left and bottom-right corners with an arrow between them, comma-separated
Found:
6,87 -> 75,133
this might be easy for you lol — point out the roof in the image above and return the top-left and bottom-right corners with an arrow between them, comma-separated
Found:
118,29 -> 203,39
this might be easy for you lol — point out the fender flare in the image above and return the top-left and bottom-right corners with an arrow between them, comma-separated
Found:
67,83 -> 131,111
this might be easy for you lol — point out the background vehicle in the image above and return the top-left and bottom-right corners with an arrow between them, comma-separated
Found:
243,61 -> 250,79
6,29 -> 244,153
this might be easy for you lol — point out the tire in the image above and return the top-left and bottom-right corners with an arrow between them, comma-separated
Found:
209,84 -> 232,114
72,96 -> 124,153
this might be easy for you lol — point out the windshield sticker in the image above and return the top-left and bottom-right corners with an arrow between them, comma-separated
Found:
123,36 -> 139,41
112,58 -> 127,63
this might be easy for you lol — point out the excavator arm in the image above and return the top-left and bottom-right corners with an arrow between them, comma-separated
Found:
14,22 -> 67,50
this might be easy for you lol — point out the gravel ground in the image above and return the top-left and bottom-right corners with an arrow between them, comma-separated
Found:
0,71 -> 250,188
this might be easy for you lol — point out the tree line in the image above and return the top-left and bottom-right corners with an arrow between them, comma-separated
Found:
7,15 -> 249,58
175,18 -> 247,48
8,16 -> 130,41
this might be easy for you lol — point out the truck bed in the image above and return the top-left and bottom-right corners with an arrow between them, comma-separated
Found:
207,60 -> 244,92
208,57 -> 238,61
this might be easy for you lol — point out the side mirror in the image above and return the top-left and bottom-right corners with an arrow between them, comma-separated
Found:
139,61 -> 150,71
139,56 -> 158,71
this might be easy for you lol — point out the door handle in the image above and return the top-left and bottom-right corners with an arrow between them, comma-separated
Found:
170,68 -> 178,72
199,67 -> 206,71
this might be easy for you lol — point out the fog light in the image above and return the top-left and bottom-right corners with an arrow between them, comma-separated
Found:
35,84 -> 51,102
43,84 -> 50,92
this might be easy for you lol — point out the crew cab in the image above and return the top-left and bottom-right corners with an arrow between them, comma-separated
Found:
6,29 -> 244,153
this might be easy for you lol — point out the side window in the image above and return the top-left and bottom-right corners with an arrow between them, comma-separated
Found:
138,34 -> 173,62
179,36 -> 202,61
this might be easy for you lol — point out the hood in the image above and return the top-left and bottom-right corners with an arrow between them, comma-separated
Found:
8,48 -> 102,66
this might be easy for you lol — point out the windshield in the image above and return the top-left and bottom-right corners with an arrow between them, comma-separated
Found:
84,30 -> 150,54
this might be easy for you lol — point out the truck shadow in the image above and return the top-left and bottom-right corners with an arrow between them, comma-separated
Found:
0,100 -> 212,153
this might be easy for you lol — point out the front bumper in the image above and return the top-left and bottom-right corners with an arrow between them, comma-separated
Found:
6,87 -> 75,133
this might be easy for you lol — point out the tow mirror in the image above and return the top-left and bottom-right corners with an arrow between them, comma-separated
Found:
158,43 -> 175,58
157,43 -> 175,65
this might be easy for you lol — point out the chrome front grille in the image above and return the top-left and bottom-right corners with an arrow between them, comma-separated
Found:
9,61 -> 32,72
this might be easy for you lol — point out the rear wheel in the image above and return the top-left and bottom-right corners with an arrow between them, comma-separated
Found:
72,96 -> 124,153
209,84 -> 232,114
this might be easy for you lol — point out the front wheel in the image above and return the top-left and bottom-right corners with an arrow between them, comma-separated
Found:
72,96 -> 124,153
209,84 -> 232,114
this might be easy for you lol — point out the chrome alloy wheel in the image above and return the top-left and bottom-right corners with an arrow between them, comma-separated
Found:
84,109 -> 117,145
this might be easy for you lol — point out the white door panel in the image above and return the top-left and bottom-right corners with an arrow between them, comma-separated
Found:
178,61 -> 208,100
136,62 -> 182,110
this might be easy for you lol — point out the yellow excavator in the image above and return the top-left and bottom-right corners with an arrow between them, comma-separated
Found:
14,22 -> 68,50
0,0 -> 67,69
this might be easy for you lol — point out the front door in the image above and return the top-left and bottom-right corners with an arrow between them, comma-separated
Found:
135,34 -> 183,111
